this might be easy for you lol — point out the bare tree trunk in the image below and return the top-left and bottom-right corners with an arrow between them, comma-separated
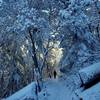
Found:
28,27 -> 42,93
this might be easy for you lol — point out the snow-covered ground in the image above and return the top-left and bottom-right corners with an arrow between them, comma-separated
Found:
6,62 -> 100,100
5,76 -> 100,100
38,78 -> 75,100
5,75 -> 81,100
79,82 -> 100,100
79,62 -> 100,84
6,82 -> 37,100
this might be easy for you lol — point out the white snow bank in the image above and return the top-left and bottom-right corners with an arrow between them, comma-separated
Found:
6,82 -> 36,100
79,82 -> 100,100
79,62 -> 100,84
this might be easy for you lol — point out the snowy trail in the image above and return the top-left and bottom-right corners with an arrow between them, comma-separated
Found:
6,76 -> 76,100
39,78 -> 74,100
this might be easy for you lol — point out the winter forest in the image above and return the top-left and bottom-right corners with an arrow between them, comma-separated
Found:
0,0 -> 100,100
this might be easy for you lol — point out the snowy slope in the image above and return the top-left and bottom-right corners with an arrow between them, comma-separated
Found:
6,76 -> 100,100
6,62 -> 100,100
6,76 -> 78,100
6,82 -> 37,100
79,82 -> 100,100
79,62 -> 100,84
